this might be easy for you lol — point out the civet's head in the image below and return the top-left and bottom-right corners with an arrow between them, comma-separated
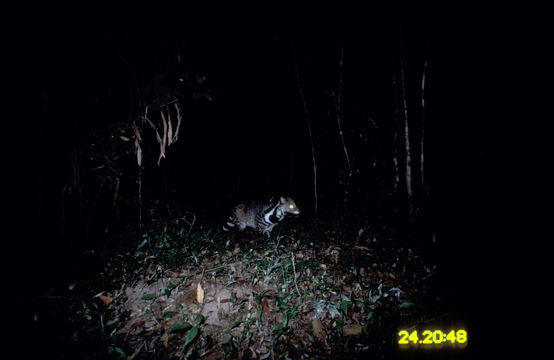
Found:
279,196 -> 300,215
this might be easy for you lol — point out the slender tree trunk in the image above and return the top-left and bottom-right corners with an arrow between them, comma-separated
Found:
335,46 -> 352,203
400,57 -> 413,219
392,73 -> 401,194
336,46 -> 351,171
138,165 -> 142,234
420,60 -> 427,199
289,150 -> 293,184
392,136 -> 400,193
294,60 -> 318,218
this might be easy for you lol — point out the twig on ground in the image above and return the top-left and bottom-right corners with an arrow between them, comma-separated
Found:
291,253 -> 301,297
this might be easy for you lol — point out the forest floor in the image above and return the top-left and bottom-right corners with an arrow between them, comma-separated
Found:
32,214 -> 468,359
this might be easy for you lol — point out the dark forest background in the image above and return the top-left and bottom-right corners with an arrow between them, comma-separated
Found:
2,3 -> 551,356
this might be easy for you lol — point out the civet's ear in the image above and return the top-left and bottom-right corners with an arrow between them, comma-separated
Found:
280,196 -> 286,204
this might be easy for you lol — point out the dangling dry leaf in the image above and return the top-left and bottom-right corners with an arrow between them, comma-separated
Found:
167,106 -> 173,146
172,102 -> 182,143
132,121 -> 143,167
135,139 -> 142,167
160,109 -> 168,146
157,146 -> 165,165
145,117 -> 162,144
112,177 -> 120,207
196,283 -> 204,304
132,120 -> 142,142
158,109 -> 168,165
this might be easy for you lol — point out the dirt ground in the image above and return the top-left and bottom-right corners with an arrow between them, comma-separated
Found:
32,218 -> 452,359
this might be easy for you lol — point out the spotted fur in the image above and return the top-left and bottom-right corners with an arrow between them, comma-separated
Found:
222,196 -> 300,236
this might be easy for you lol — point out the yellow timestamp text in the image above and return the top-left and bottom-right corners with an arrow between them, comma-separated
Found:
398,329 -> 467,347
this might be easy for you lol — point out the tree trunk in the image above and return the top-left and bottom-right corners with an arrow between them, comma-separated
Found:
400,57 -> 413,219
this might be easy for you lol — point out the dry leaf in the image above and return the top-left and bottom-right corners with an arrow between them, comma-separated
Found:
177,288 -> 196,305
130,320 -> 145,329
261,299 -> 270,312
127,344 -> 143,360
312,318 -> 327,345
205,352 -> 224,360
98,295 -> 113,306
342,324 -> 362,336
161,331 -> 170,348
196,283 -> 204,304
319,264 -> 328,271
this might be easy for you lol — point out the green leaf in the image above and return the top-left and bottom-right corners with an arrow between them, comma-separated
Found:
340,301 -> 349,315
170,322 -> 192,333
230,320 -> 242,329
195,313 -> 205,325
141,294 -> 156,300
184,326 -> 200,348
159,284 -> 177,297
399,301 -> 415,309
137,239 -> 148,250
282,311 -> 289,328
368,289 -> 381,304
366,310 -> 374,320
275,295 -> 290,311
107,346 -> 126,358
162,311 -> 174,319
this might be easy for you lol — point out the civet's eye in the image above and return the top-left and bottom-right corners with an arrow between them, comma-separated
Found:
289,205 -> 294,209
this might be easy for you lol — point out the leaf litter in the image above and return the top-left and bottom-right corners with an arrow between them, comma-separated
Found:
37,220 -> 440,359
